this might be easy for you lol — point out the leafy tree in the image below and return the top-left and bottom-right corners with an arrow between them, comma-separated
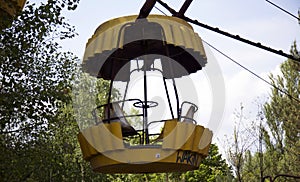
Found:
263,42 -> 300,178
224,104 -> 262,182
0,0 -> 81,181
182,144 -> 233,182
231,43 -> 300,182
0,0 -> 78,137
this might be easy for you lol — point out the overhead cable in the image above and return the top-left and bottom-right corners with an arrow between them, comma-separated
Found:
202,39 -> 300,103
156,0 -> 300,63
154,6 -> 167,16
265,0 -> 300,22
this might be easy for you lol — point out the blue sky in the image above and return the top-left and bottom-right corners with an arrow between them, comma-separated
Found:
54,0 -> 299,149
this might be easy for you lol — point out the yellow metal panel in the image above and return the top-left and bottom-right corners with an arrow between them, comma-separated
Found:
105,122 -> 125,150
88,125 -> 108,152
108,121 -> 123,139
191,125 -> 204,152
89,147 -> 205,173
87,15 -> 192,46
78,119 -> 214,173
180,123 -> 196,150
77,122 -> 124,160
161,120 -> 177,149
178,122 -> 196,150
77,133 -> 98,160
77,117 -> 214,173
80,123 -> 124,154
198,128 -> 213,156
83,15 -> 206,66
163,119 -> 178,137
162,121 -> 195,150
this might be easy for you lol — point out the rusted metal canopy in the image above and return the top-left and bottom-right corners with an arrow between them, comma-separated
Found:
82,15 -> 207,81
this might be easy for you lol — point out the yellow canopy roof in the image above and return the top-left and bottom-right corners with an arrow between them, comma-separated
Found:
82,15 -> 207,81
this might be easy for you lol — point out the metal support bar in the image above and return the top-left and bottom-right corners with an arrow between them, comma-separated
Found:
182,16 -> 300,62
156,0 -> 300,62
176,0 -> 193,17
106,77 -> 114,123
163,77 -> 174,119
121,81 -> 129,109
137,0 -> 157,19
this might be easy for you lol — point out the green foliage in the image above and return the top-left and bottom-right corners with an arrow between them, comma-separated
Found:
230,42 -> 300,182
182,144 -> 233,182
0,0 -> 84,181
263,42 -> 300,178
0,0 -> 79,136
224,104 -> 259,182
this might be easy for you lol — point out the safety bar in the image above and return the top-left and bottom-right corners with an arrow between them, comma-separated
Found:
179,101 -> 198,124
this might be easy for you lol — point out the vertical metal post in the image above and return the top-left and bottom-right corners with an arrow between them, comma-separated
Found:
143,60 -> 149,144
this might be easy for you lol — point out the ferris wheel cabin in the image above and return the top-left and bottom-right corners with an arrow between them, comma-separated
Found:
77,15 -> 213,173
